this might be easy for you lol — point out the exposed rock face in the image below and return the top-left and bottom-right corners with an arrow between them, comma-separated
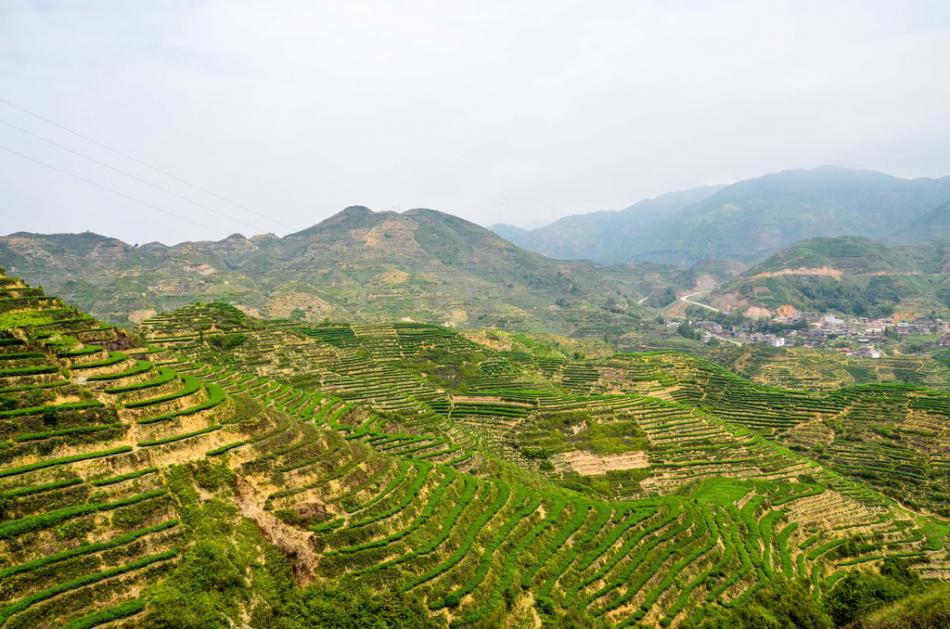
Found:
744,306 -> 773,320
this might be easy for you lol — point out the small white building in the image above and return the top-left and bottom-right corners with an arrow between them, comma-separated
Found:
852,345 -> 881,359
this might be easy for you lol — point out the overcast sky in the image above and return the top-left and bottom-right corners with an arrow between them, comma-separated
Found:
1,1 -> 949,244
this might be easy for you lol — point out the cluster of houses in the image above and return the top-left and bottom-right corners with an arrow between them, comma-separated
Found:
686,310 -> 948,357
774,311 -> 947,334
691,321 -> 788,348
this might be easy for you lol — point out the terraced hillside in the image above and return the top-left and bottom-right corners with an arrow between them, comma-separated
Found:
708,236 -> 950,318
1,272 -> 948,627
709,344 -> 950,393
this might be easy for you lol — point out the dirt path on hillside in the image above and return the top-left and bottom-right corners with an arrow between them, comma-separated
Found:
749,266 -> 843,280
679,292 -> 720,313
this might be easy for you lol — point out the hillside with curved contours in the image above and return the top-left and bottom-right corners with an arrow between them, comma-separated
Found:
1,268 -> 947,627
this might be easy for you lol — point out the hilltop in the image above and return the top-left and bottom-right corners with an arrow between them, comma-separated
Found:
0,206 -> 650,333
706,236 -> 950,318
502,167 -> 950,265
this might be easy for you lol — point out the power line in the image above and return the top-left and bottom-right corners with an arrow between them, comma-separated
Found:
0,143 -> 220,237
0,95 -> 295,231
0,118 -> 268,234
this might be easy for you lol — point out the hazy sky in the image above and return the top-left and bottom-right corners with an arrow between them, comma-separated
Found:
2,1 -> 949,244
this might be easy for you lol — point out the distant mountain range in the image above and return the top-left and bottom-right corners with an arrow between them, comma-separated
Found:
5,167 -> 949,328
889,199 -> 950,244
492,185 -> 724,263
0,206 -> 649,332
494,166 -> 950,265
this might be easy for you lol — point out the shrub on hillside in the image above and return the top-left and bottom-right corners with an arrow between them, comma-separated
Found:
824,560 -> 918,627
208,333 -> 246,350
271,581 -> 432,629
683,580 -> 830,628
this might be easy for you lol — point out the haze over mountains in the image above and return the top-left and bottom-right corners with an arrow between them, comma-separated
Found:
492,185 -> 725,264
3,166 -> 950,326
496,166 -> 950,265
890,199 -> 950,245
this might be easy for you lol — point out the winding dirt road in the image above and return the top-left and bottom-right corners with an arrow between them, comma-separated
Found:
680,292 -> 720,313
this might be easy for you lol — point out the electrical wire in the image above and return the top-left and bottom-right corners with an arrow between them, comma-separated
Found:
0,143 -> 220,237
0,118 -> 268,234
0,95 -> 294,231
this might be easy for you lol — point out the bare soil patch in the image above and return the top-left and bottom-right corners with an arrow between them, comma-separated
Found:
552,450 -> 649,476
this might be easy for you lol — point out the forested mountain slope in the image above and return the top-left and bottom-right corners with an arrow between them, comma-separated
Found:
503,167 -> 950,265
890,200 -> 950,244
495,186 -> 723,264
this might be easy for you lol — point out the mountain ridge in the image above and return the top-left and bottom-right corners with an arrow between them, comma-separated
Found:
0,206 -> 650,332
889,199 -> 950,244
492,184 -> 724,263
496,166 -> 950,265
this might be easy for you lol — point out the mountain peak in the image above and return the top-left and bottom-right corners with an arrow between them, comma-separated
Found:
288,205 -> 387,238
339,205 -> 374,216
